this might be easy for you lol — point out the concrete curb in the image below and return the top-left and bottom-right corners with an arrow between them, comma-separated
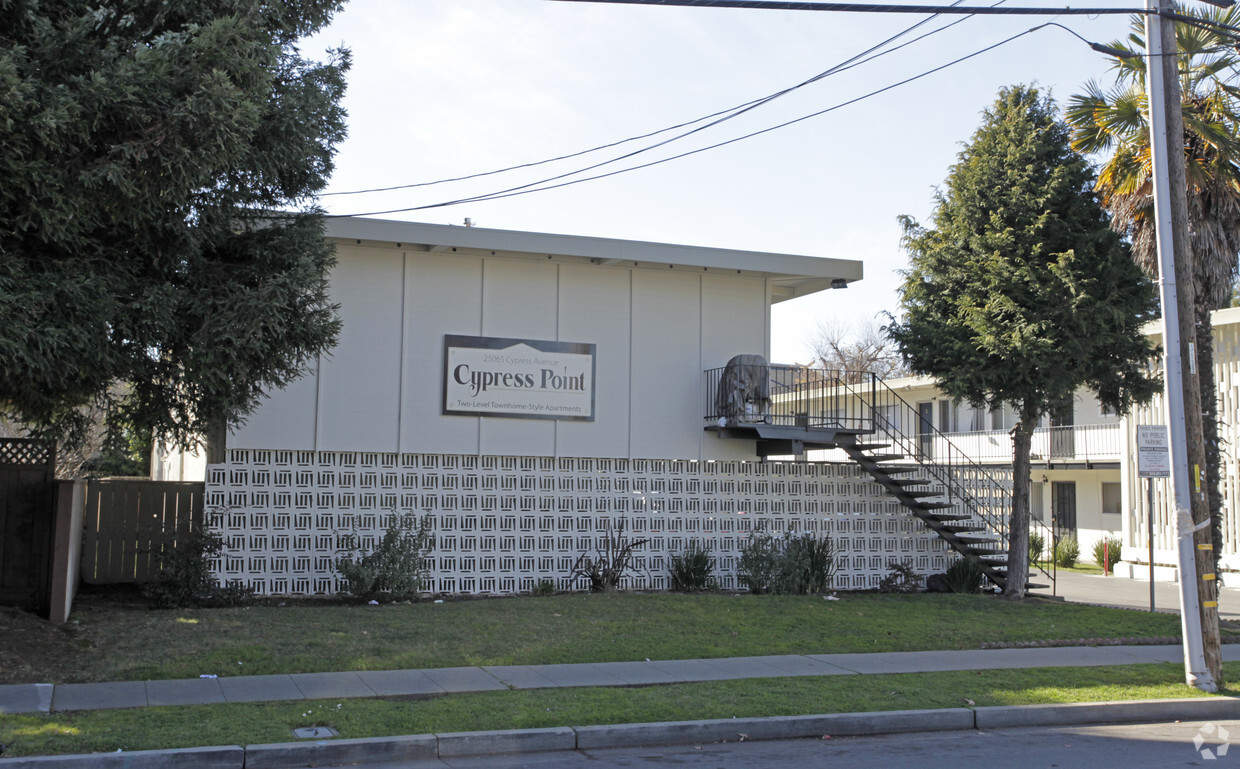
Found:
5,698 -> 1239,768
437,726 -> 576,757
243,735 -> 437,769
574,707 -> 974,749
0,746 -> 244,769
974,696 -> 1240,729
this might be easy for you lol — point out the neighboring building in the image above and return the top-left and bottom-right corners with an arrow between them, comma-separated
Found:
815,306 -> 1240,584
1117,307 -> 1240,583
197,217 -> 978,595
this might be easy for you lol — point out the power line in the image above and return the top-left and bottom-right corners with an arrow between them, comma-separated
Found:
325,0 -> 979,198
549,0 -> 1148,16
329,22 -> 1060,217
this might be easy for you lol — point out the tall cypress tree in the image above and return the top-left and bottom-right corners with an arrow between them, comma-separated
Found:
0,1 -> 350,446
887,86 -> 1160,598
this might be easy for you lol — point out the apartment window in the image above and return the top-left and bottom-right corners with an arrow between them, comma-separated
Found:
939,400 -> 957,433
1102,483 -> 1121,516
876,405 -> 900,432
990,406 -> 1005,430
967,406 -> 985,431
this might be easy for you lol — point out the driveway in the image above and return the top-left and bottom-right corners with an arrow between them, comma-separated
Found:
1030,569 -> 1240,621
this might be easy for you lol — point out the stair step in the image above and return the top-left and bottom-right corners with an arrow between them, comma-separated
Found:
955,536 -> 1001,546
901,490 -> 943,499
886,478 -> 932,487
861,454 -> 906,463
847,442 -> 891,451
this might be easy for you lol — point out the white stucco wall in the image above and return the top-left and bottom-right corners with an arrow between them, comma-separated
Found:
231,239 -> 792,462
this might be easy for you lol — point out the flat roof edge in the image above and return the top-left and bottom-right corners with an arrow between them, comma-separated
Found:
324,216 -> 863,282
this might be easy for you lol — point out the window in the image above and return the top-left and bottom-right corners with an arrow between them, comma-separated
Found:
939,400 -> 957,433
1102,483 -> 1121,515
990,405 -> 1005,431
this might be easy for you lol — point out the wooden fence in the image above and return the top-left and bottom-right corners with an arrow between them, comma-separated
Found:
81,480 -> 204,584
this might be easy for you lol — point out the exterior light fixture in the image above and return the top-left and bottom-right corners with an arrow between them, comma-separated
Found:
831,278 -> 848,289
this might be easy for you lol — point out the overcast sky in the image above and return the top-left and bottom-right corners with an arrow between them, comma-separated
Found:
305,0 -> 1143,364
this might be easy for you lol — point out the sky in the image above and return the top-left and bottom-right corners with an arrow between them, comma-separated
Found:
304,0 -> 1146,364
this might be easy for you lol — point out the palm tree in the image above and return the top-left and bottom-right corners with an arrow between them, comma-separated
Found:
1066,5 -> 1240,564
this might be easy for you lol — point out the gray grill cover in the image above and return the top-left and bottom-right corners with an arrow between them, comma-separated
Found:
716,354 -> 770,419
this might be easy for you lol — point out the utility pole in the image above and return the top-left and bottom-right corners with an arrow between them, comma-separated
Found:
1144,0 -> 1222,690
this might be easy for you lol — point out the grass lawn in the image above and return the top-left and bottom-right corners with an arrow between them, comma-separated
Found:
2,663 -> 1237,757
1,591 -> 1193,685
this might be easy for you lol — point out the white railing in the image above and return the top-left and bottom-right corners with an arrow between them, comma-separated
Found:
935,424 -> 1122,464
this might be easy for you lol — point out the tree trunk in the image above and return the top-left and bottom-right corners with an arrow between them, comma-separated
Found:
1005,407 -> 1035,599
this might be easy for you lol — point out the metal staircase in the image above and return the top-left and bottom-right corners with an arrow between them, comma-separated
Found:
704,366 -> 1053,591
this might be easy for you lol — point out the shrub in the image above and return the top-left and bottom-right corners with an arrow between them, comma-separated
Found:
668,541 -> 718,592
336,512 -> 434,601
570,518 -> 649,593
942,557 -> 986,594
1029,531 -> 1045,564
1092,535 -> 1123,571
878,560 -> 924,593
739,531 -> 838,594
783,534 -> 838,594
142,517 -> 255,608
738,531 -> 784,594
1054,535 -> 1080,568
531,578 -> 556,596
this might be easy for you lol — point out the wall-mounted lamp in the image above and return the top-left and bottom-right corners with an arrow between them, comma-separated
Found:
830,278 -> 848,289
1042,475 -> 1049,484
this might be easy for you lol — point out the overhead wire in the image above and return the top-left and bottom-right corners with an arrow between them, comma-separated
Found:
328,20 -> 1074,217
324,0 -> 979,198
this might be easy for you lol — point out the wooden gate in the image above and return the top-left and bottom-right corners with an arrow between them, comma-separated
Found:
81,480 -> 204,583
0,438 -> 57,614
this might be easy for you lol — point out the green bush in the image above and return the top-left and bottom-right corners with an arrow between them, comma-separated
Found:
783,534 -> 838,594
531,578 -> 556,596
336,512 -> 434,601
1054,535 -> 1080,568
878,560 -> 924,593
569,518 -> 648,593
1029,531 -> 1045,563
668,541 -> 718,592
1092,535 -> 1123,571
142,518 -> 255,609
942,557 -> 986,594
739,531 -> 837,594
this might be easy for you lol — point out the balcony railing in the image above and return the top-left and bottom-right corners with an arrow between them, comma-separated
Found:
933,424 -> 1121,464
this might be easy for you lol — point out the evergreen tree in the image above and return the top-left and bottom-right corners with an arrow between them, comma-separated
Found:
0,1 -> 350,446
887,86 -> 1160,598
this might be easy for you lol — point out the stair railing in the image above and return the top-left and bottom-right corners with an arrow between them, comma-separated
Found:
835,373 -> 1054,585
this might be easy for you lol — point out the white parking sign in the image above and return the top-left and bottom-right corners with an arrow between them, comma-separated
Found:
1136,424 -> 1170,478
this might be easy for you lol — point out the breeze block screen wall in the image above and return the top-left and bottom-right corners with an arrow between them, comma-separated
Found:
206,450 -> 954,595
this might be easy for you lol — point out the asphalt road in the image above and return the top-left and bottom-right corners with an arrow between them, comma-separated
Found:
410,720 -> 1240,769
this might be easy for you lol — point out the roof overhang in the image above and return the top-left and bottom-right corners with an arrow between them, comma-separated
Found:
324,217 -> 863,304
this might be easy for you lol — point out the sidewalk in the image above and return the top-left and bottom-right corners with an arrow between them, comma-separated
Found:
5,643 -> 1240,715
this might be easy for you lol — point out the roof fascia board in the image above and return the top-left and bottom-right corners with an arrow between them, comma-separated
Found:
324,216 -> 862,285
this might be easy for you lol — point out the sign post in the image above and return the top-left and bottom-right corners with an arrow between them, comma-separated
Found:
1137,425 -> 1170,613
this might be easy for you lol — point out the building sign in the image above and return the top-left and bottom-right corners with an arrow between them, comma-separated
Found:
1136,424 -> 1170,478
443,335 -> 596,421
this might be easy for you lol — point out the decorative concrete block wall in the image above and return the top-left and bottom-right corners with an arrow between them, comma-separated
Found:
206,450 -> 954,595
